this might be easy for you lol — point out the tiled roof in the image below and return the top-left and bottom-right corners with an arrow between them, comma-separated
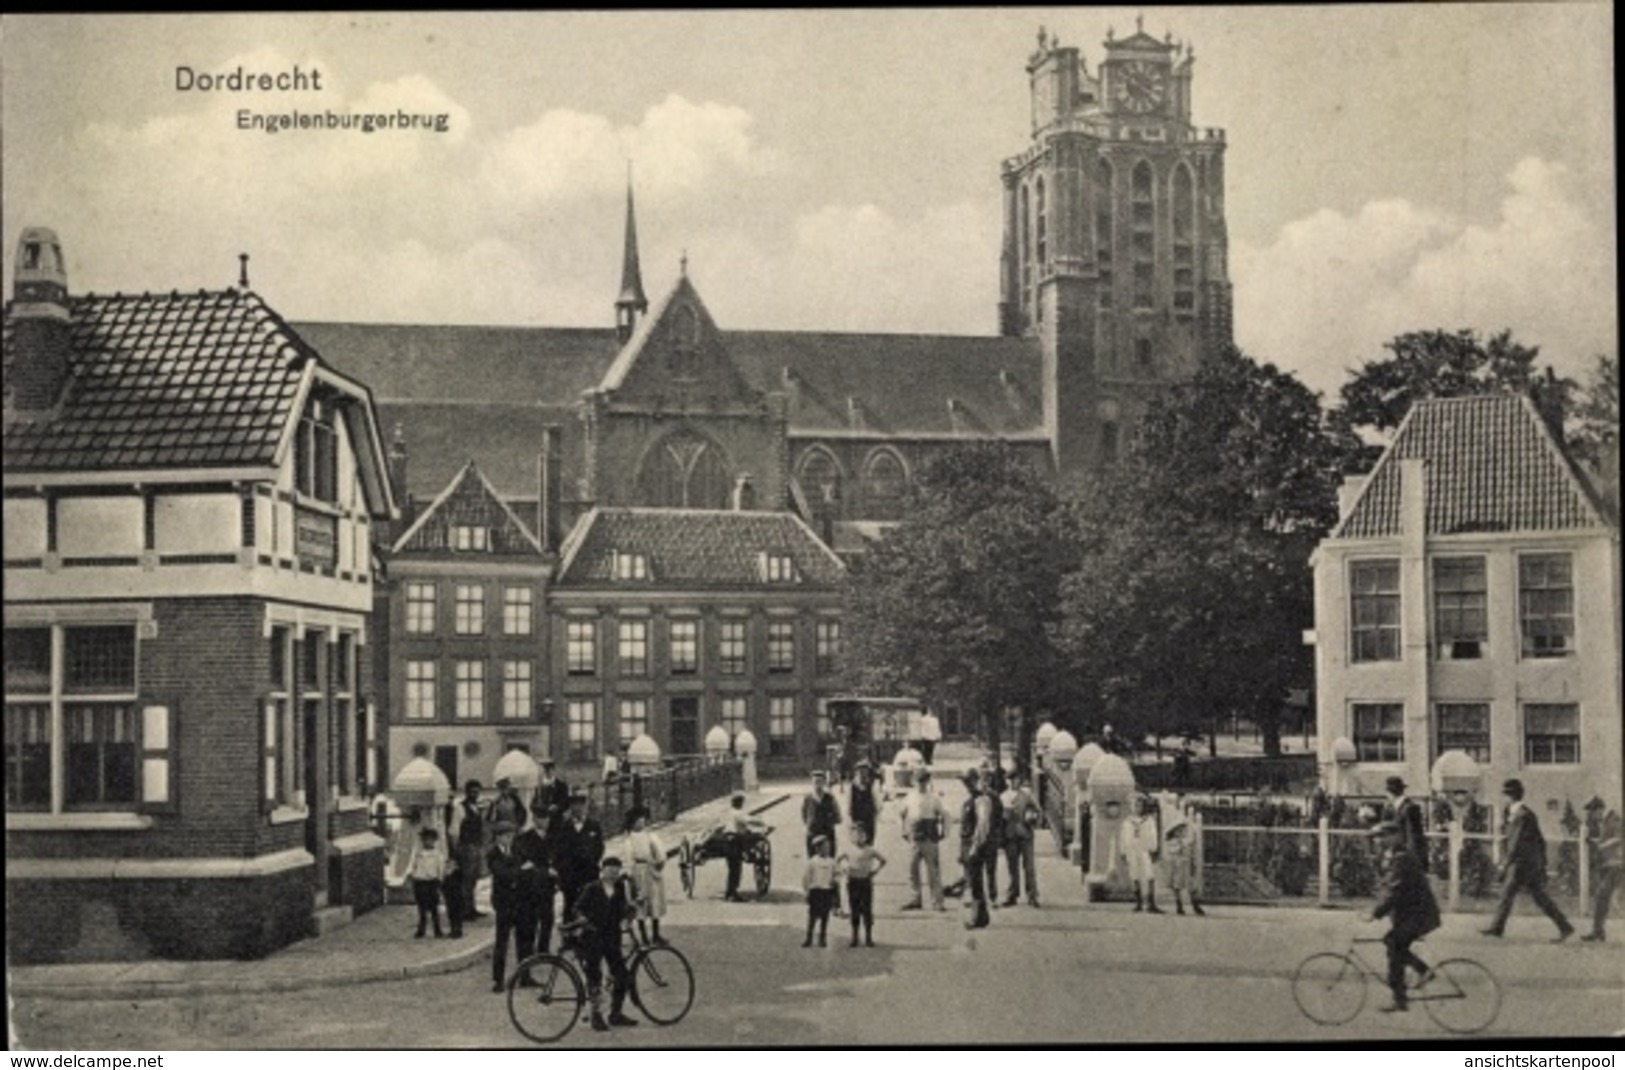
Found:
300,314 -> 1043,499
391,460 -> 544,557
1335,393 -> 1612,539
555,507 -> 845,589
4,290 -> 311,472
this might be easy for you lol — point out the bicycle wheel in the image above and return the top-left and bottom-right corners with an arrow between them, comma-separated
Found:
1291,952 -> 1366,1026
507,953 -> 587,1044
630,944 -> 695,1025
753,838 -> 772,898
1420,957 -> 1501,1035
679,838 -> 696,898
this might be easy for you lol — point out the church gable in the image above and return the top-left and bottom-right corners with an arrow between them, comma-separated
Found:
390,460 -> 543,556
597,276 -> 761,412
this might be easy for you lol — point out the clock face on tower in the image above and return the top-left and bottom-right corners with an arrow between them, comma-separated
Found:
1113,60 -> 1168,114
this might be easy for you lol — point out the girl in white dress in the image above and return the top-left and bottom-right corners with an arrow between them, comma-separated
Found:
622,805 -> 668,944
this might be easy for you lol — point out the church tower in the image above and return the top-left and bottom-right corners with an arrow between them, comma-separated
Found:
999,22 -> 1233,477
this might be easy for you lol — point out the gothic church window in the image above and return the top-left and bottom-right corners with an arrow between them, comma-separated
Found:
862,449 -> 908,521
1172,164 -> 1196,315
1131,161 -> 1155,310
635,430 -> 731,509
796,448 -> 843,520
1096,158 -> 1114,310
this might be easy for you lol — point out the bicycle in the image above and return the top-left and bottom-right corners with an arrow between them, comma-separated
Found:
507,919 -> 695,1044
1291,935 -> 1501,1034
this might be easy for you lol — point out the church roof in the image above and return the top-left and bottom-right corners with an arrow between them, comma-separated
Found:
555,506 -> 845,590
1333,393 -> 1614,540
299,315 -> 1043,500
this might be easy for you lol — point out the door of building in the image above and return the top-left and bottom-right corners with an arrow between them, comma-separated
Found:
669,697 -> 699,757
433,746 -> 459,791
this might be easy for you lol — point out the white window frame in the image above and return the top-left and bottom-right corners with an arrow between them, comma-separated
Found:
501,661 -> 532,721
1522,703 -> 1580,765
404,660 -> 437,722
454,584 -> 485,636
502,586 -> 533,637
405,582 -> 437,635
454,660 -> 485,721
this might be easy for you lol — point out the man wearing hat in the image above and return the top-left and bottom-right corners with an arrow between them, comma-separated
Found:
555,788 -> 605,919
1366,819 -> 1441,1013
899,768 -> 947,910
488,776 -> 526,830
848,759 -> 879,846
486,819 -> 525,992
1382,776 -> 1426,860
1482,778 -> 1575,942
515,802 -> 559,959
958,768 -> 993,928
535,758 -> 571,815
570,855 -> 640,1031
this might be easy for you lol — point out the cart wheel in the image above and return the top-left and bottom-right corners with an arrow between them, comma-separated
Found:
679,837 -> 695,898
753,838 -> 772,897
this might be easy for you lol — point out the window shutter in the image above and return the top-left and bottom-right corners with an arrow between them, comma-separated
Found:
262,698 -> 279,813
138,700 -> 179,814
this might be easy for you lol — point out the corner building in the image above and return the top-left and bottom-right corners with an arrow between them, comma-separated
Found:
3,230 -> 397,962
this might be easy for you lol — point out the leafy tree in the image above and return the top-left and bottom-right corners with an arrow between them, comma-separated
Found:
843,443 -> 1070,763
1333,329 -> 1576,469
1569,352 -> 1619,470
1057,346 -> 1351,756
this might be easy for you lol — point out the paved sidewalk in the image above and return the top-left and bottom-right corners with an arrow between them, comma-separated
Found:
7,782 -> 793,1002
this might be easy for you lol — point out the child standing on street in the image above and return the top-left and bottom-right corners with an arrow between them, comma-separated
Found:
407,826 -> 448,938
441,847 -> 467,938
843,825 -> 887,947
802,835 -> 837,947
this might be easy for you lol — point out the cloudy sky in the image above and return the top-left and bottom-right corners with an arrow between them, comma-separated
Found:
1,8 -> 1614,398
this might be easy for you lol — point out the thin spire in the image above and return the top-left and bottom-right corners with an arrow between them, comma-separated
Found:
616,165 -> 648,314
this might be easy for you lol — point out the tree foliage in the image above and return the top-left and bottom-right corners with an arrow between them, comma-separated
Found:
1569,352 -> 1619,470
1333,329 -> 1576,468
1057,346 -> 1351,754
842,443 -> 1070,747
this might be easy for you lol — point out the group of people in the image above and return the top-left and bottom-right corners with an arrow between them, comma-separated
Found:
793,756 -> 1045,944
402,762 -> 671,1032
1115,793 -> 1205,916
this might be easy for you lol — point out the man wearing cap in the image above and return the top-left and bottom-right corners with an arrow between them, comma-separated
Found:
486,820 -> 525,992
455,780 -> 488,923
535,758 -> 571,815
1382,776 -> 1427,860
722,792 -> 757,902
570,855 -> 640,1031
899,768 -> 947,910
1366,820 -> 1441,1013
555,788 -> 605,919
1482,778 -> 1574,942
488,776 -> 526,830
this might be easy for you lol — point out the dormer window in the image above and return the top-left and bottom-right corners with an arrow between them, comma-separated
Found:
761,552 -> 797,583
613,551 -> 650,581
295,400 -> 338,504
451,525 -> 488,552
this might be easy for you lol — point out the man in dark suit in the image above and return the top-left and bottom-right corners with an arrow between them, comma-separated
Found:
486,820 -> 524,993
515,802 -> 559,960
455,780 -> 487,922
1382,775 -> 1427,860
554,788 -> 605,919
1367,821 -> 1441,1012
535,758 -> 571,815
570,855 -> 640,1032
1481,778 -> 1574,942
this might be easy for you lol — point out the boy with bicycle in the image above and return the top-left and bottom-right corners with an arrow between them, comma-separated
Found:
1366,819 -> 1441,1013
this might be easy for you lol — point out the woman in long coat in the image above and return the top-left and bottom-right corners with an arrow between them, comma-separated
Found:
622,806 -> 668,945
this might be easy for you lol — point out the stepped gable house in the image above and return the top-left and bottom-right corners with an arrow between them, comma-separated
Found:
3,229 -> 398,963
296,23 -> 1234,775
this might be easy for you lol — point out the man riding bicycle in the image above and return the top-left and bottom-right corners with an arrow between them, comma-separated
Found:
1366,819 -> 1441,1013
568,854 -> 642,1032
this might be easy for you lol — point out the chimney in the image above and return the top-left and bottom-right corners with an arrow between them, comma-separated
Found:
731,473 -> 755,512
387,423 -> 413,527
10,227 -> 72,413
537,426 -> 562,552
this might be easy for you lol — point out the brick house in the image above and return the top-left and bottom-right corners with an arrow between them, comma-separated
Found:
3,229 -> 397,962
1310,394 -> 1622,810
549,506 -> 846,765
